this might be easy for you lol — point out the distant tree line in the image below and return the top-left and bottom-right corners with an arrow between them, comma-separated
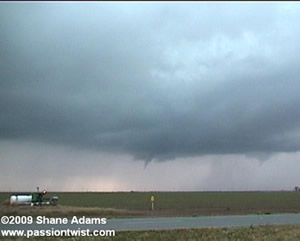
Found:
294,186 -> 300,192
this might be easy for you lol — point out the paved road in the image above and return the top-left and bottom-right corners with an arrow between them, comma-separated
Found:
1,214 -> 300,232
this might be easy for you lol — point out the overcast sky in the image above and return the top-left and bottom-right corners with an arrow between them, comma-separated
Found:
1,2 -> 300,191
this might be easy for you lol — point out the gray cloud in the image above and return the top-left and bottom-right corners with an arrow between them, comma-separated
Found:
1,140 -> 300,192
1,2 -> 300,162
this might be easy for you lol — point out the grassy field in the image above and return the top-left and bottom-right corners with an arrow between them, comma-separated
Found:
1,192 -> 300,217
1,225 -> 300,240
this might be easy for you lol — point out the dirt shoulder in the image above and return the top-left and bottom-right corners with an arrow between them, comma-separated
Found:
1,203 -> 300,219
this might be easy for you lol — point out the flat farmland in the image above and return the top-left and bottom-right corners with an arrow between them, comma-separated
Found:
1,192 -> 300,217
56,192 -> 300,213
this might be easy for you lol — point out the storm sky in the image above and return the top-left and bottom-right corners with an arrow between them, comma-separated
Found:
1,2 -> 300,191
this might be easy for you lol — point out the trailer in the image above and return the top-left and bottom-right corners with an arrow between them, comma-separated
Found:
10,189 -> 58,206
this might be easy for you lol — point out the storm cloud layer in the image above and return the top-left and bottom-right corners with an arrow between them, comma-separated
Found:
1,2 -> 300,162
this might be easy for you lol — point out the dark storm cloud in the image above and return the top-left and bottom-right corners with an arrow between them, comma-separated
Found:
1,2 -> 300,161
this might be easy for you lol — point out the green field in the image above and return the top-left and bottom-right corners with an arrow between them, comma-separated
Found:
56,192 -> 300,212
1,225 -> 300,241
1,191 -> 300,217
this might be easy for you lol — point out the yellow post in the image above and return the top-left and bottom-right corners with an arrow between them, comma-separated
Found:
151,195 -> 155,211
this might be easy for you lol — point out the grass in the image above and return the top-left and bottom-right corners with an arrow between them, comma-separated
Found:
1,225 -> 300,240
0,205 -> 144,218
1,191 -> 300,217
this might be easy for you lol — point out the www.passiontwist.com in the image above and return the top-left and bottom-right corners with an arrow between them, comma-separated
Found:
0,216 -> 116,238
